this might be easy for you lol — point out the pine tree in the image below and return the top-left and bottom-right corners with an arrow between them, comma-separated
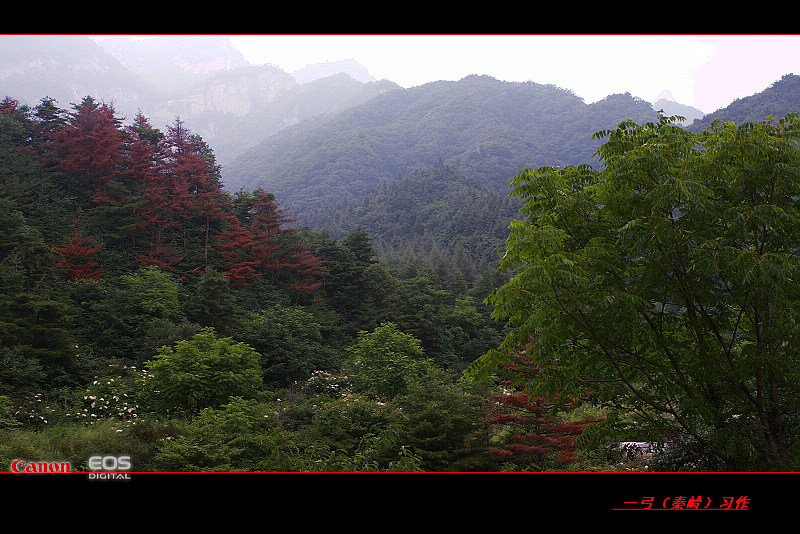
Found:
52,209 -> 102,281
50,96 -> 123,205
158,118 -> 229,272
215,214 -> 259,288
285,239 -> 324,303
122,111 -> 163,252
133,116 -> 182,271
247,189 -> 297,279
215,189 -> 323,300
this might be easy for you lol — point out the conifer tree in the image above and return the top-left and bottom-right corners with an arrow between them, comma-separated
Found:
215,188 -> 322,300
285,239 -> 324,303
158,118 -> 229,272
215,214 -> 259,288
0,97 -> 37,206
30,97 -> 66,157
50,96 -> 123,205
121,111 -> 163,251
247,188 -> 296,279
133,116 -> 182,271
52,209 -> 102,281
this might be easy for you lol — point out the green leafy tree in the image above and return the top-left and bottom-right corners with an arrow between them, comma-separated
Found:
184,268 -> 244,335
233,304 -> 340,390
71,266 -> 185,363
466,114 -> 800,470
346,322 -> 431,399
153,396 -> 277,471
144,328 -> 263,414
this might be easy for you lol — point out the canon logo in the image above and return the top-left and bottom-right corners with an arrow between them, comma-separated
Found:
10,459 -> 72,473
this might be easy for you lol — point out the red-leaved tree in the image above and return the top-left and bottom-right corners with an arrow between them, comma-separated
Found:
51,97 -> 123,205
123,111 -> 163,250
487,347 -> 603,471
127,114 -> 184,270
247,189 -> 296,279
215,189 -> 323,301
215,214 -> 259,288
285,241 -> 324,302
52,209 -> 103,281
160,118 -> 229,272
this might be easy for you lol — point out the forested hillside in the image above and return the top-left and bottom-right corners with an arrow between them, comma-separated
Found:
308,162 -> 521,276
221,75 -> 659,276
688,73 -> 800,132
223,75 -> 659,220
0,95 -> 548,473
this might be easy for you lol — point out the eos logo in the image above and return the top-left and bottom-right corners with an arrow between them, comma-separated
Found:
87,455 -> 132,480
89,455 -> 131,471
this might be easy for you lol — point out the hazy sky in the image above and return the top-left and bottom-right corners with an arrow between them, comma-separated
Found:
224,34 -> 800,114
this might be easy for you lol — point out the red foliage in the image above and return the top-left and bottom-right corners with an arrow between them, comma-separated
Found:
41,104 -> 322,299
124,112 -> 164,232
285,242 -> 324,302
126,115 -> 182,270
246,189 -> 296,276
215,189 -> 323,300
0,96 -> 21,115
52,210 -> 102,281
486,348 -> 603,470
131,117 -> 230,272
216,215 -> 259,288
51,97 -> 124,203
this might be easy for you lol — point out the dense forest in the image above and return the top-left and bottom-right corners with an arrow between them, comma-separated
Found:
223,75 -> 660,221
0,94 -> 618,473
4,66 -> 800,476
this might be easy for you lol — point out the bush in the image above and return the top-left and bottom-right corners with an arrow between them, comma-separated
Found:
144,328 -> 263,415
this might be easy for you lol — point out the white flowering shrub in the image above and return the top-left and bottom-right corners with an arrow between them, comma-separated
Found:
69,365 -> 150,426
300,370 -> 352,398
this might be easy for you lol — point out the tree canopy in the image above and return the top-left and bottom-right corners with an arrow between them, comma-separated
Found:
466,113 -> 800,470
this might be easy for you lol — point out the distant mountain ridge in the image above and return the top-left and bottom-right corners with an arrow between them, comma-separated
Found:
652,90 -> 705,126
97,35 -> 251,91
221,72 -> 800,274
0,35 -> 156,113
0,35 -> 396,165
293,59 -> 377,84
222,75 -> 660,220
688,73 -> 800,131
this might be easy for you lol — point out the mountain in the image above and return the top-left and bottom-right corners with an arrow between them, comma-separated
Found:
96,35 -> 251,94
651,90 -> 705,126
222,75 -> 660,221
222,73 -> 800,274
293,59 -> 377,84
5,36 -> 800,277
0,35 -> 159,115
688,73 -> 800,132
219,75 -> 662,275
0,35 -> 396,165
